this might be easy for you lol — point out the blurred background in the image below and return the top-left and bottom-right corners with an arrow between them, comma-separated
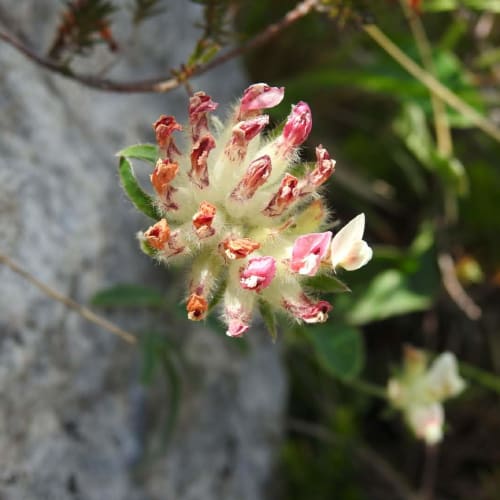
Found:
0,1 -> 499,499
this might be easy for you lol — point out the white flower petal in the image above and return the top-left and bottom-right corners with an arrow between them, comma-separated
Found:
407,403 -> 444,445
424,353 -> 466,401
331,213 -> 371,270
340,240 -> 373,271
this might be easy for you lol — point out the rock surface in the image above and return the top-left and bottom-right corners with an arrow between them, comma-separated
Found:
0,2 -> 287,499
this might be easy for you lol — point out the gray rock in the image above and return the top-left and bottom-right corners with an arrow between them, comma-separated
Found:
0,2 -> 287,499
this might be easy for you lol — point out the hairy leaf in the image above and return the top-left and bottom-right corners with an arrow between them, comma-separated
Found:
117,143 -> 158,164
118,156 -> 161,220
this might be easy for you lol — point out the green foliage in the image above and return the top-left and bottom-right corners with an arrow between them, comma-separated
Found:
258,299 -> 278,342
394,103 -> 468,195
91,284 -> 164,308
423,0 -> 500,12
304,274 -> 351,294
118,156 -> 161,220
130,0 -> 166,25
306,322 -> 365,381
48,0 -> 117,61
140,332 -> 180,447
345,225 -> 439,325
116,144 -> 158,164
191,0 -> 232,43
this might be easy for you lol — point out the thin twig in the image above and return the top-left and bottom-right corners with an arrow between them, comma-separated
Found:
419,444 -> 439,500
0,252 -> 137,344
400,1 -> 453,156
363,24 -> 500,144
343,377 -> 388,400
437,253 -> 482,320
0,0 -> 319,94
288,418 -> 417,500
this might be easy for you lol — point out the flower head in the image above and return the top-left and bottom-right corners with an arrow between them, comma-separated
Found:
129,84 -> 371,337
387,346 -> 466,445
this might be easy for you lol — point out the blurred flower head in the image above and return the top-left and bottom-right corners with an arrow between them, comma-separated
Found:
387,346 -> 466,445
137,83 -> 372,337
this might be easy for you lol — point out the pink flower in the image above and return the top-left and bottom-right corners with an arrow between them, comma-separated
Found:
227,318 -> 250,338
223,295 -> 253,337
238,83 -> 285,120
290,232 -> 332,276
240,256 -> 277,292
277,101 -> 312,155
126,83 -> 372,338
282,294 -> 332,323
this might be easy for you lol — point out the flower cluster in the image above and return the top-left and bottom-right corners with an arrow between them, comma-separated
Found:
139,83 -> 372,337
387,346 -> 466,445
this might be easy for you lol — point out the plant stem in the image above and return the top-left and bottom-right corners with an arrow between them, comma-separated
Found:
363,24 -> 500,143
0,0 -> 319,94
0,251 -> 137,344
419,444 -> 438,500
344,377 -> 388,399
400,1 -> 453,156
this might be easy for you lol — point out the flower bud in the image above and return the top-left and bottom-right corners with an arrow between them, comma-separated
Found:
189,135 -> 215,189
276,101 -> 312,156
263,174 -> 299,217
231,155 -> 272,201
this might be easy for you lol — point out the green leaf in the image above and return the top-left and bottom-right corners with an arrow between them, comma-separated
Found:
346,270 -> 433,325
304,274 -> 351,294
139,331 -> 181,447
258,299 -> 278,342
424,0 -> 500,11
140,331 -> 167,384
394,104 -> 468,195
91,284 -> 164,308
308,323 -> 365,380
116,144 -> 158,164
139,239 -> 158,257
119,156 -> 161,220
